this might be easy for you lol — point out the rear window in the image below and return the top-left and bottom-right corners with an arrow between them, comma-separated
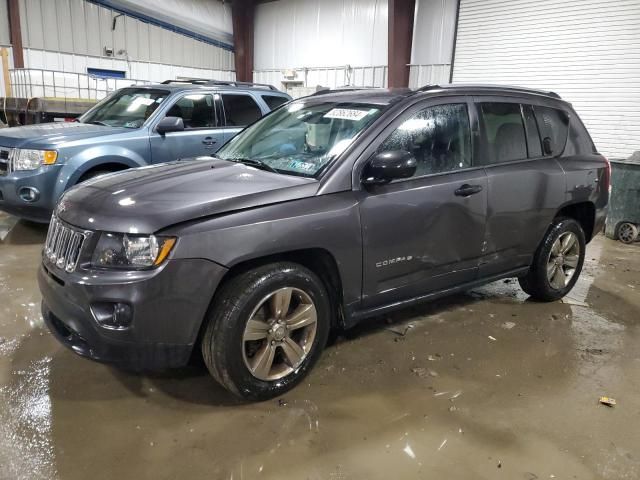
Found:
534,106 -> 569,156
262,94 -> 289,111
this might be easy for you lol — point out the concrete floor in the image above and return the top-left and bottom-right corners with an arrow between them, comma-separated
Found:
1,211 -> 639,480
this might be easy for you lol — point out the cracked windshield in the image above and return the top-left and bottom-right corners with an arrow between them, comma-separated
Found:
216,101 -> 383,177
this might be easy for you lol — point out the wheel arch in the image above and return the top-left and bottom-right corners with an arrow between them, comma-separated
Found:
555,201 -> 596,242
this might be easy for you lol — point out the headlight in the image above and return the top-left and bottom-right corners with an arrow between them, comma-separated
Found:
12,149 -> 58,171
91,233 -> 176,269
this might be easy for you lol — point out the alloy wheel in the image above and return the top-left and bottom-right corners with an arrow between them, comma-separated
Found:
546,231 -> 581,289
242,287 -> 318,381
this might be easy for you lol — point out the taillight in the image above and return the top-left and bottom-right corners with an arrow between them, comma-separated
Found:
604,157 -> 612,194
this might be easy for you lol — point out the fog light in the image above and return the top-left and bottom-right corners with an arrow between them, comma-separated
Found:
18,186 -> 40,202
91,302 -> 133,330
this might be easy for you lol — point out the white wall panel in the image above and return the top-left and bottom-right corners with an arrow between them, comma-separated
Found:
0,0 -> 9,46
22,48 -> 234,88
254,0 -> 387,71
17,0 -> 233,73
452,0 -> 640,160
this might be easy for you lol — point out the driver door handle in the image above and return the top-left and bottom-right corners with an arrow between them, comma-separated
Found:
455,183 -> 483,197
202,137 -> 217,148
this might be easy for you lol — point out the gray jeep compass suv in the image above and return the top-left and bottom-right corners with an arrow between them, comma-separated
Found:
0,79 -> 290,222
38,85 -> 609,400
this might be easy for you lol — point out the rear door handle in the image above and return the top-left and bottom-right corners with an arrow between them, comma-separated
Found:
454,183 -> 483,197
202,137 -> 217,148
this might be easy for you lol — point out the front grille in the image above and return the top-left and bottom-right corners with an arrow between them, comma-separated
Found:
44,216 -> 88,272
0,147 -> 12,176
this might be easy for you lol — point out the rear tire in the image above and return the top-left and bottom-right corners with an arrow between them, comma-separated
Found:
201,262 -> 331,401
519,218 -> 586,302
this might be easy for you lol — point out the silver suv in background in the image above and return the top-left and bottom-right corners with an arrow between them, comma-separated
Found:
0,79 -> 291,222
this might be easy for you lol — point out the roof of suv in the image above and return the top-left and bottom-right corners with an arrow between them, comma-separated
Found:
133,79 -> 288,94
306,84 -> 565,106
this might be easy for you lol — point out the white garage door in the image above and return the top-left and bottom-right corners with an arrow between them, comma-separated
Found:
451,0 -> 640,161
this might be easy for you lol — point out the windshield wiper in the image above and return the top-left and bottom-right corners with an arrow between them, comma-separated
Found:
89,121 -> 110,126
227,158 -> 279,174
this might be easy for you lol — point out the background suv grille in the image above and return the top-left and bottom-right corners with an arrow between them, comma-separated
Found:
0,147 -> 12,176
44,216 -> 88,272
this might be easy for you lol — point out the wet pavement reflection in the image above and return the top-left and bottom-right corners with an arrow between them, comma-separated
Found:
0,212 -> 639,479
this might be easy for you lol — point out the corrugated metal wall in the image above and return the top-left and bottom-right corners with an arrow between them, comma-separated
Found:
253,0 -> 388,90
0,0 -> 9,46
17,0 -> 234,72
409,0 -> 457,88
452,0 -> 640,161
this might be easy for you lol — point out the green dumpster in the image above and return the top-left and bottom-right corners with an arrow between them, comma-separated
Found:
605,156 -> 640,243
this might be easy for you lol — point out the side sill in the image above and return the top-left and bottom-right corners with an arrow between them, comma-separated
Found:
345,266 -> 530,327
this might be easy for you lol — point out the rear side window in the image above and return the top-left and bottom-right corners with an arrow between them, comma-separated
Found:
478,102 -> 527,163
261,95 -> 288,111
534,106 -> 569,156
222,94 -> 262,127
522,105 -> 542,158
564,116 -> 596,156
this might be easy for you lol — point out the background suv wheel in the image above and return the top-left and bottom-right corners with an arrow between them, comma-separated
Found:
519,217 -> 586,302
201,262 -> 331,401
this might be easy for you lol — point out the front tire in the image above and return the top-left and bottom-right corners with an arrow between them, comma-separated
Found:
519,218 -> 586,301
201,262 -> 331,401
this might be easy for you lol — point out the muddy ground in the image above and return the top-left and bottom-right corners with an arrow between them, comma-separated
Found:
1,212 -> 639,480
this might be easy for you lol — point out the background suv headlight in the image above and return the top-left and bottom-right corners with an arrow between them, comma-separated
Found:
12,149 -> 58,171
91,233 -> 176,269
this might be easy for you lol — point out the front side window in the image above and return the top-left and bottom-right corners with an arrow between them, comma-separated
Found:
479,102 -> 527,163
535,106 -> 569,156
222,94 -> 262,127
79,88 -> 168,128
164,93 -> 216,129
217,101 -> 383,177
377,103 -> 472,178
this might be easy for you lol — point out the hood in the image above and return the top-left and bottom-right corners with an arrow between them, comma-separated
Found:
0,122 -> 131,149
56,158 -> 318,233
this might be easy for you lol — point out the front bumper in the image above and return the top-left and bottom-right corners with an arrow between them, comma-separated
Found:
38,257 -> 228,370
0,165 -> 62,222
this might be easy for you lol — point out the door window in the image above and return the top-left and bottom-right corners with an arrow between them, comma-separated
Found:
534,106 -> 569,156
164,93 -> 216,129
222,94 -> 262,126
478,102 -> 527,163
261,94 -> 289,110
377,103 -> 472,179
522,105 -> 542,158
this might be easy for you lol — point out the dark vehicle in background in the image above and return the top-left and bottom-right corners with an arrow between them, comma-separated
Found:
38,84 -> 609,400
0,79 -> 291,222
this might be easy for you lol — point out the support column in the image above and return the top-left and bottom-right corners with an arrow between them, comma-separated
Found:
388,0 -> 415,88
7,0 -> 24,68
232,0 -> 255,83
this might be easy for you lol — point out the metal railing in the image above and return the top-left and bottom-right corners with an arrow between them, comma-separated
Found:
8,68 -> 152,100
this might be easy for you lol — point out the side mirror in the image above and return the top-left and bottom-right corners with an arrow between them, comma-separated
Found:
542,137 -> 553,156
156,116 -> 184,134
362,150 -> 417,185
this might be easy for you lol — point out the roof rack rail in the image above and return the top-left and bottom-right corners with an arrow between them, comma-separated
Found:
161,78 -> 278,91
310,86 -> 379,96
415,83 -> 561,99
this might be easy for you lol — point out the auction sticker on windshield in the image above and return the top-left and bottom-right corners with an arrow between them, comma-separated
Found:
324,108 -> 371,121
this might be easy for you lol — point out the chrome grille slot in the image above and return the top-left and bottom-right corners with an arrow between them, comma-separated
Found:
0,147 -> 12,176
44,216 -> 87,272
